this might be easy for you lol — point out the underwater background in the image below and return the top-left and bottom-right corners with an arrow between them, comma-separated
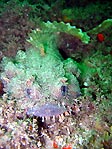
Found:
0,0 -> 112,148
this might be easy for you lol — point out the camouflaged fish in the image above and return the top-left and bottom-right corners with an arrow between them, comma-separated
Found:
0,22 -> 84,117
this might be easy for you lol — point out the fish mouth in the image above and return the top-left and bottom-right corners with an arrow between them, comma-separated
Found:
26,91 -> 81,118
26,103 -> 66,117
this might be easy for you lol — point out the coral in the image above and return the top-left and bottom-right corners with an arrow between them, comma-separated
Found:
88,19 -> 112,34
87,19 -> 112,56
97,33 -> 105,42
53,140 -> 59,148
62,144 -> 72,149
0,1 -> 112,148
62,2 -> 112,31
0,0 -> 36,60
88,51 -> 112,98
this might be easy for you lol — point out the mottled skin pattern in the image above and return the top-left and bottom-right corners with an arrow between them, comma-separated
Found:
1,48 -> 81,117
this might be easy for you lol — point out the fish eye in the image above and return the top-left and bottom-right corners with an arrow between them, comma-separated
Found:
61,85 -> 68,96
